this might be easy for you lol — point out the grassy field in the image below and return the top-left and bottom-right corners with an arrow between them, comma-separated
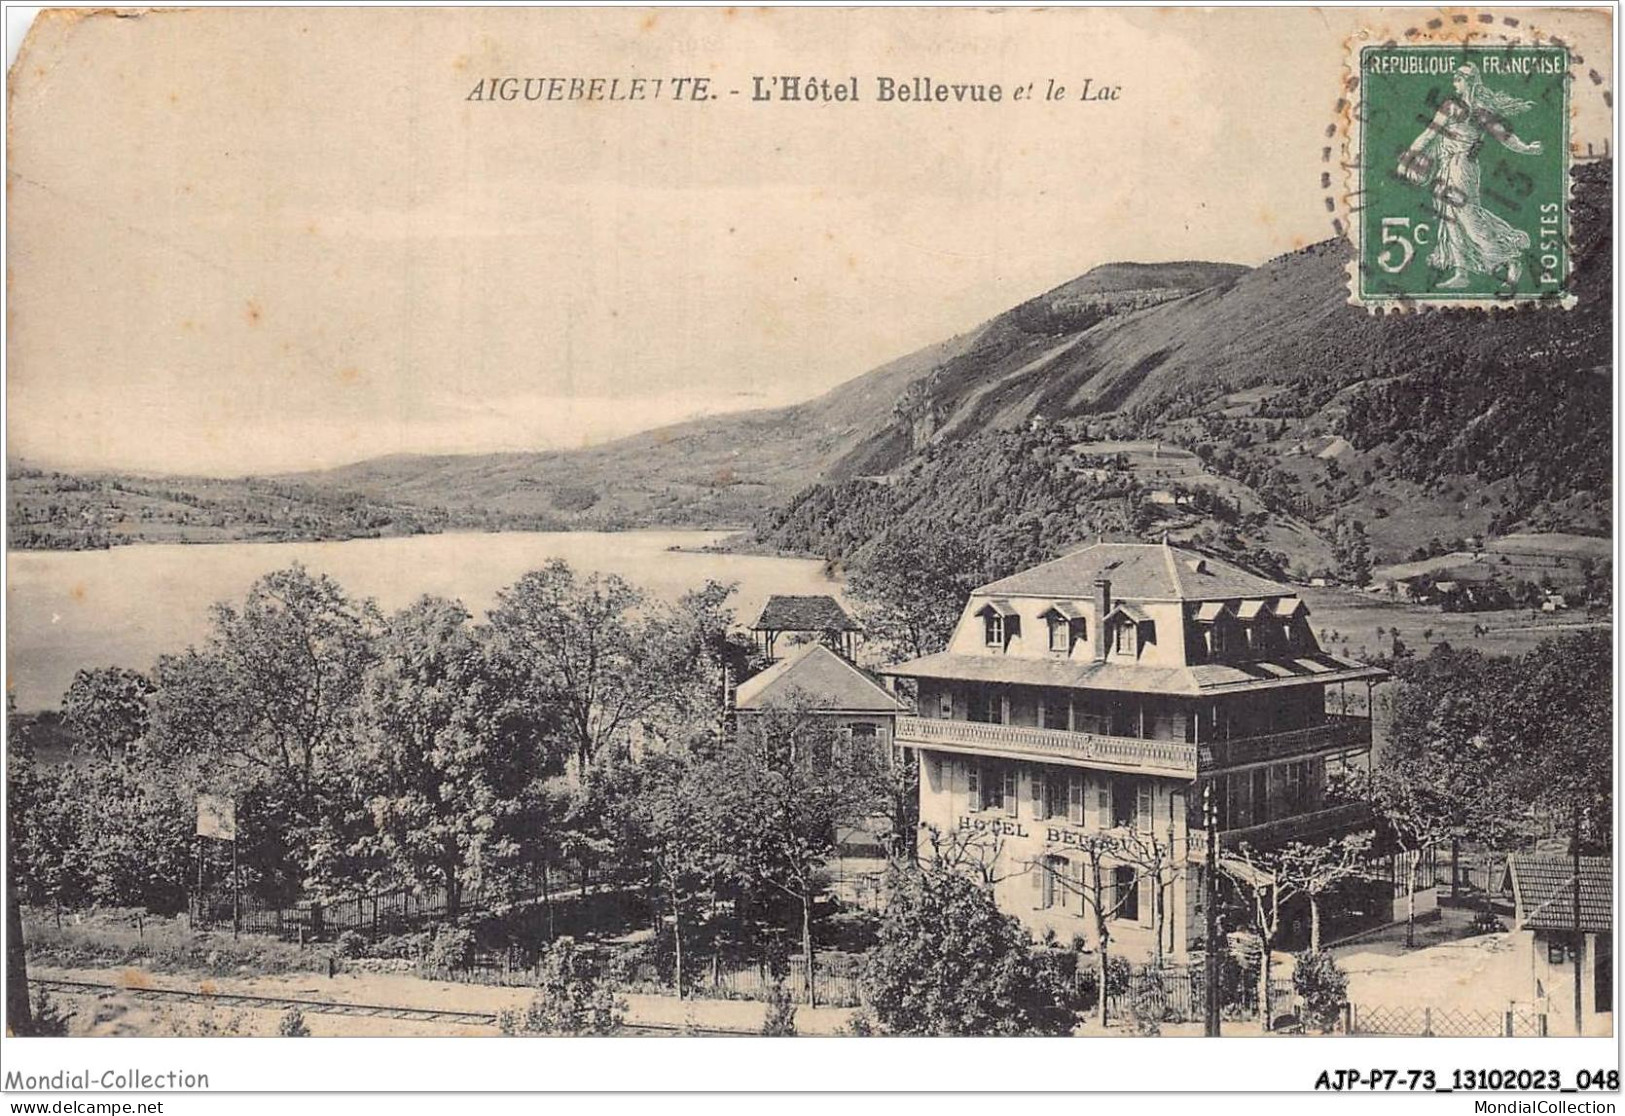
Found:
1299,585 -> 1610,663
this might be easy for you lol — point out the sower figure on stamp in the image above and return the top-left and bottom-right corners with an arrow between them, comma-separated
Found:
1397,63 -> 1544,289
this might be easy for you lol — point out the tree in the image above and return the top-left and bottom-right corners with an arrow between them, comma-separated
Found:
1055,832 -> 1142,1027
59,667 -> 154,760
597,752 -> 725,998
1111,823 -> 1189,969
486,562 -> 728,772
846,524 -> 984,660
1218,841 -> 1299,1030
708,706 -> 885,1006
861,861 -> 1078,1035
145,565 -> 380,896
1493,632 -> 1611,1036
353,596 -> 550,916
1275,833 -> 1373,953
1333,519 -> 1373,588
1358,761 -> 1460,949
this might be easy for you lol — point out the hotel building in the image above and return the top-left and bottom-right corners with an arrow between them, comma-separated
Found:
882,541 -> 1387,961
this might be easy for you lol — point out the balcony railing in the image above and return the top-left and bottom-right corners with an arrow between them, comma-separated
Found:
1219,801 -> 1372,849
895,716 -> 1198,777
1199,715 -> 1371,770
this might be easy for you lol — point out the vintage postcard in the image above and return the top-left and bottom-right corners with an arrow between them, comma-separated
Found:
2,4 -> 1617,1101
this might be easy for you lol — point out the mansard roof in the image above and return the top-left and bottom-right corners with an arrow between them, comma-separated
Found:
881,650 -> 1386,696
976,542 -> 1286,602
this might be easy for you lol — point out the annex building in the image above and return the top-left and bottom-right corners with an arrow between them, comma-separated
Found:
883,541 -> 1388,962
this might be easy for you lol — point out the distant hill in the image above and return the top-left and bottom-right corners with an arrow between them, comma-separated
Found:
9,163 -> 1610,573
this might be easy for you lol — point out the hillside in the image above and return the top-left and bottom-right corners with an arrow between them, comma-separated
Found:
754,161 -> 1613,573
9,163 -> 1610,571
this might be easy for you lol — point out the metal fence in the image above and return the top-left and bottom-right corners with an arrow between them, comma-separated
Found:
1346,1003 -> 1547,1037
1101,963 -> 1295,1023
192,863 -> 616,940
1433,848 -> 1507,897
422,950 -> 866,1008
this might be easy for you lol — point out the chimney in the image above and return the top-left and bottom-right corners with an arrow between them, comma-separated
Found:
1093,576 -> 1111,661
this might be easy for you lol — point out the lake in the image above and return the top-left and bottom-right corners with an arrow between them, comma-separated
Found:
5,531 -> 846,712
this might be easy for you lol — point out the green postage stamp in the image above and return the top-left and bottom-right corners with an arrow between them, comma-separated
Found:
1352,44 -> 1570,308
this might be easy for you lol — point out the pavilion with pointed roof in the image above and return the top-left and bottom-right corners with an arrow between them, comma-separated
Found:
749,594 -> 862,660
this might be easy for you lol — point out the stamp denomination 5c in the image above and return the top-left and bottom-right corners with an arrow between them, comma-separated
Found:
1352,44 -> 1570,308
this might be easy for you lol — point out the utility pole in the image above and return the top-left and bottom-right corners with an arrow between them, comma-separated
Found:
1572,807 -> 1583,1037
1204,781 -> 1221,1037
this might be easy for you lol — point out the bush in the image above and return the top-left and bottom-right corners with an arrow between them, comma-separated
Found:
1075,952 -> 1132,1013
862,867 -> 1080,1035
31,990 -> 72,1037
761,979 -> 797,1036
839,1007 -> 877,1036
1292,950 -> 1349,1034
498,937 -> 626,1036
277,1008 -> 311,1037
334,930 -> 368,959
424,925 -> 477,971
368,932 -> 428,961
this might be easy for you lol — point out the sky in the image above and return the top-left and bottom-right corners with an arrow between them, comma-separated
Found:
5,6 -> 1614,475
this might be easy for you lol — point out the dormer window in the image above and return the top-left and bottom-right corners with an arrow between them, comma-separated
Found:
1115,622 -> 1136,656
1105,603 -> 1151,659
1040,603 -> 1086,653
976,600 -> 1020,651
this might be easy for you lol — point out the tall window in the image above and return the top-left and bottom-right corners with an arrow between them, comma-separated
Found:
1040,691 -> 1070,731
970,762 -> 1008,813
1113,865 -> 1139,921
968,687 -> 1002,724
1111,777 -> 1139,829
1041,855 -> 1068,910
1045,773 -> 1069,820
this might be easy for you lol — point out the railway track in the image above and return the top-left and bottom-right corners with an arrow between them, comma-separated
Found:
33,977 -> 749,1036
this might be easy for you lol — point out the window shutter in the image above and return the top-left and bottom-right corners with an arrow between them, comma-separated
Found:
1096,781 -> 1112,828
1137,783 -> 1154,832
1138,875 -> 1153,925
966,763 -> 979,808
1030,769 -> 1045,818
1068,774 -> 1085,825
1003,768 -> 1019,817
1099,869 -> 1114,920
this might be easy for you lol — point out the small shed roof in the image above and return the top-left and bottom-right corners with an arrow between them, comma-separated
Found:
751,595 -> 860,633
1503,855 -> 1612,935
